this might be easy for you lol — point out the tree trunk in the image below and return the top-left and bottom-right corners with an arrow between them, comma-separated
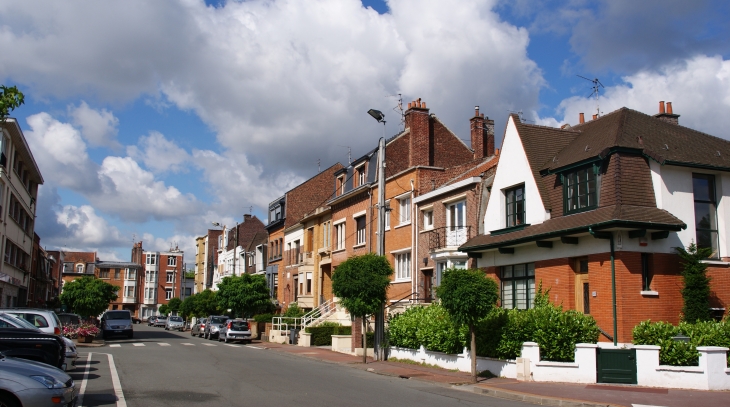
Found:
362,317 -> 367,364
470,324 -> 477,383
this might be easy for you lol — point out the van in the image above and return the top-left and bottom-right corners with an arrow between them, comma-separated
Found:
101,310 -> 134,339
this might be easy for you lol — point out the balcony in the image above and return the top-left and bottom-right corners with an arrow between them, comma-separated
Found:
122,296 -> 137,304
427,226 -> 471,251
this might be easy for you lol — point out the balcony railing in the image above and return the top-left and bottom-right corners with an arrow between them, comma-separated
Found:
427,226 -> 471,251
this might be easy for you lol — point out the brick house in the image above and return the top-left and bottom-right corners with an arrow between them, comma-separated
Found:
138,242 -> 185,319
243,229 -> 267,275
28,233 -> 54,307
60,251 -> 97,288
296,205 -> 334,310
97,260 -> 144,318
461,102 -> 730,343
213,214 -> 266,288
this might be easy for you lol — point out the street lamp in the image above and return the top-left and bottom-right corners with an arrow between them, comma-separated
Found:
368,108 -> 387,361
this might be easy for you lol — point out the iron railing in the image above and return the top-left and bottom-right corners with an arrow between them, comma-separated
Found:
426,226 -> 471,250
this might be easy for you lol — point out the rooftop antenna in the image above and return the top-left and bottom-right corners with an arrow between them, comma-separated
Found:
317,158 -> 321,173
386,93 -> 404,132
337,145 -> 351,164
577,75 -> 605,117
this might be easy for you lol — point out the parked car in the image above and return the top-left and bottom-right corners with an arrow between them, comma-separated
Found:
57,313 -> 81,326
191,318 -> 207,337
100,310 -> 134,339
132,316 -> 142,324
203,315 -> 229,340
0,353 -> 77,407
0,328 -> 66,370
0,313 -> 77,369
165,316 -> 184,331
218,319 -> 252,344
147,316 -> 157,326
154,316 -> 167,328
4,308 -> 63,336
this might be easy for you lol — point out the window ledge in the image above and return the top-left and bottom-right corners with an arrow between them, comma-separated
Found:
392,279 -> 411,284
332,248 -> 346,254
395,222 -> 412,230
352,243 -> 366,249
700,260 -> 730,266
641,290 -> 659,297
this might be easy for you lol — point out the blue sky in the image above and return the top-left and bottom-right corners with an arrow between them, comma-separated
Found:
0,0 -> 728,263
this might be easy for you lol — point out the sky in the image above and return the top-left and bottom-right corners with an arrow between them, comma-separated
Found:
1,0 -> 728,264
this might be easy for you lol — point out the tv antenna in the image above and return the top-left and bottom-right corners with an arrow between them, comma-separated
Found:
386,93 -> 404,132
577,75 -> 604,117
336,145 -> 351,164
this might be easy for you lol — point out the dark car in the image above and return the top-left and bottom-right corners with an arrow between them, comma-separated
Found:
203,315 -> 229,340
100,310 -> 134,339
0,328 -> 65,369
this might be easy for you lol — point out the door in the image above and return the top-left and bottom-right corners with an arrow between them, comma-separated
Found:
446,201 -> 466,246
422,269 -> 433,302
597,348 -> 637,384
574,258 -> 590,314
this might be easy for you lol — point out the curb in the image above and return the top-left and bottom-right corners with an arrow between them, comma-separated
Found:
474,385 -> 624,407
75,340 -> 105,347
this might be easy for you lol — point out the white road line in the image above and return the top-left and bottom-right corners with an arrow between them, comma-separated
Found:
247,346 -> 264,349
100,353 -> 127,407
225,344 -> 238,347
109,344 -> 121,348
202,343 -> 216,346
158,343 -> 170,346
132,343 -> 145,347
632,405 -> 667,407
77,353 -> 92,407
181,343 -> 195,346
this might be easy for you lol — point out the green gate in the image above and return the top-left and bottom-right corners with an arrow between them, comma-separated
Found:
596,348 -> 637,384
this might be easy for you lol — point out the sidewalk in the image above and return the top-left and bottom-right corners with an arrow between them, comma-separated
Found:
261,341 -> 729,407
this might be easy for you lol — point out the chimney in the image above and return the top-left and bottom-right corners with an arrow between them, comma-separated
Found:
579,113 -> 585,124
470,106 -> 485,159
654,100 -> 680,125
406,98 -> 432,167
243,214 -> 252,221
592,114 -> 598,120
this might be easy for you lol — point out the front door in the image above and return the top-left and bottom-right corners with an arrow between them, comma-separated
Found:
574,258 -> 590,314
422,269 -> 433,302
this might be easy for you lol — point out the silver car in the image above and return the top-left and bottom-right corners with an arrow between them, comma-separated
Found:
165,316 -> 184,331
191,318 -> 207,337
154,316 -> 167,327
0,354 -> 77,407
218,319 -> 252,344
203,315 -> 228,340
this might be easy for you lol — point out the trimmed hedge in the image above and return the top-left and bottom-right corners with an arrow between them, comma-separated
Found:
388,304 -> 466,354
633,320 -> 730,366
303,324 -> 373,347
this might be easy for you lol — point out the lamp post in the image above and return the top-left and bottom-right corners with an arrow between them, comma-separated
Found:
368,108 -> 387,361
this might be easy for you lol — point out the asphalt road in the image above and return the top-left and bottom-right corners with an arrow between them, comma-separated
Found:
71,324 -> 535,407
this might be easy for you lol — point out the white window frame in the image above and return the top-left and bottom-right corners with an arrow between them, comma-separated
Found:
398,195 -> 411,225
395,251 -> 411,281
76,264 -> 84,273
146,253 -> 157,265
125,286 -> 135,298
334,221 -> 346,251
165,288 -> 173,300
423,210 -> 433,230
166,271 -> 174,283
355,215 -> 366,246
167,256 -> 176,266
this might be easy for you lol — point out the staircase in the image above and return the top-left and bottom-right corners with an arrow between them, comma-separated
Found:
302,298 -> 338,329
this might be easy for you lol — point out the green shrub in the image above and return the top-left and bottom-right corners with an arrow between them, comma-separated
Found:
283,303 -> 304,318
253,313 -> 274,323
332,326 -> 352,335
633,319 -> 730,366
305,326 -> 337,346
388,304 -> 466,354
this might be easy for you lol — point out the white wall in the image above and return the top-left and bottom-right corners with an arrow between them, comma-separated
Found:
483,116 -> 546,234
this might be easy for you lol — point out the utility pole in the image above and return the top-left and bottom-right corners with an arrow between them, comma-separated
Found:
368,108 -> 387,361
232,221 -> 239,276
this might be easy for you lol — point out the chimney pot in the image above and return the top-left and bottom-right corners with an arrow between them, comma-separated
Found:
408,102 -> 412,109
422,102 -> 426,108
667,102 -> 673,114
475,106 -> 480,116
579,113 -> 585,124
592,114 -> 598,120
659,101 -> 665,114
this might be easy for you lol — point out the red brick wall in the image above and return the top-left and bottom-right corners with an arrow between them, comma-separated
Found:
406,106 -> 431,167
432,117 -> 473,169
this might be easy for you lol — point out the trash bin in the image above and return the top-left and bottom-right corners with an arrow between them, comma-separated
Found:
289,328 -> 300,345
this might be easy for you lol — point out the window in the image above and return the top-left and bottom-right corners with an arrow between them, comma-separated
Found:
184,287 -> 192,297
167,257 -> 176,266
99,269 -> 110,279
423,210 -> 433,230
505,185 -> 525,227
355,216 -> 366,246
306,272 -> 312,294
448,201 -> 465,230
166,272 -> 174,283
125,286 -> 135,298
165,289 -> 173,300
127,269 -> 137,280
114,268 -> 120,279
501,263 -> 535,309
641,253 -> 652,291
335,222 -> 345,250
399,196 -> 411,224
146,253 -> 157,265
564,166 -> 598,213
269,203 -> 283,223
337,176 -> 345,195
322,221 -> 331,249
76,264 -> 84,273
395,252 -> 411,280
9,193 -> 33,235
693,173 -> 719,258
356,165 -> 366,187
384,201 -> 391,229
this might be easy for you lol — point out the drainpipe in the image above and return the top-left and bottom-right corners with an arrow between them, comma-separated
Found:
588,227 -> 617,346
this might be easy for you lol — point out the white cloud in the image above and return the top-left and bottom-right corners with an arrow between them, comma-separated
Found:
539,55 -> 730,138
57,204 -> 128,247
69,101 -> 121,149
141,232 -> 196,262
127,131 -> 190,174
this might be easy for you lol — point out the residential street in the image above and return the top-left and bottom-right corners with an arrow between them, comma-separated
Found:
70,324 -> 532,407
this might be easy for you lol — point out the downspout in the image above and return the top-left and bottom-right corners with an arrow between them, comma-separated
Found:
589,227 -> 617,346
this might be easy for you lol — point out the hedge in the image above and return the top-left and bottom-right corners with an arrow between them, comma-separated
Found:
304,324 -> 373,347
633,320 -> 730,366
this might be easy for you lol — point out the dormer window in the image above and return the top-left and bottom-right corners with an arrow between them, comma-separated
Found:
505,184 -> 525,227
337,175 -> 345,195
76,264 -> 84,273
564,166 -> 598,214
356,164 -> 366,187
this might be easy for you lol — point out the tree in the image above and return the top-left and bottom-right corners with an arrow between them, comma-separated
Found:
60,277 -> 120,319
677,242 -> 713,322
217,274 -> 273,318
331,253 -> 393,363
0,85 -> 24,122
436,268 -> 499,383
180,294 -> 197,319
159,304 -> 170,316
193,289 -> 221,317
167,297 -> 182,315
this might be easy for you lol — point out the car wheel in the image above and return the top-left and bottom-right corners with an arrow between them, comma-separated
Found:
0,392 -> 21,407
224,336 -> 229,343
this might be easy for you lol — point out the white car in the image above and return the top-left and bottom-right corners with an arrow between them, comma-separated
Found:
165,316 -> 184,331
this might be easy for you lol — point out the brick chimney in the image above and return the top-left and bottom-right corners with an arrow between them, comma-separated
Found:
243,214 -> 252,222
470,106 -> 495,159
131,241 -> 143,264
654,100 -> 680,125
406,98 -> 432,167
579,113 -> 585,124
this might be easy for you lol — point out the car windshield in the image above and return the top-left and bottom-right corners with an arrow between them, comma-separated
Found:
0,313 -> 41,331
157,316 -> 167,320
210,317 -> 227,324
230,321 -> 248,330
169,316 -> 182,322
105,311 -> 131,320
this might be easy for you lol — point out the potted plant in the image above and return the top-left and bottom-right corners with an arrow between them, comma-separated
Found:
75,324 -> 100,343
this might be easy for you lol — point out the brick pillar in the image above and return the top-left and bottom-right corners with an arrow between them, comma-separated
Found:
351,317 -> 363,351
406,98 -> 432,167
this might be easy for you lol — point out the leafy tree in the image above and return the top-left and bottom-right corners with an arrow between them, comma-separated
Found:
677,242 -> 713,322
159,304 -> 170,316
332,253 -> 393,363
193,289 -> 221,317
283,302 -> 304,317
60,277 -> 120,319
217,274 -> 273,318
167,297 -> 182,315
180,294 -> 197,319
436,268 -> 499,383
0,85 -> 24,122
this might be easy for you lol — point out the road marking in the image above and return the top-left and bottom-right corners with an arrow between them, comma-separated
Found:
158,343 -> 170,346
202,343 -> 216,346
132,343 -> 145,347
77,353 -> 92,407
181,343 -> 195,346
247,345 -> 264,349
109,344 -> 121,348
103,353 -> 127,407
225,344 -> 238,347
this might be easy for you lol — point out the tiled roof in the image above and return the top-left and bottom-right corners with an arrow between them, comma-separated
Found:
62,251 -> 96,264
461,204 -> 686,251
545,108 -> 730,172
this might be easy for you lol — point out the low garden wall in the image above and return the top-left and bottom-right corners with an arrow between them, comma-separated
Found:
635,345 -> 730,390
